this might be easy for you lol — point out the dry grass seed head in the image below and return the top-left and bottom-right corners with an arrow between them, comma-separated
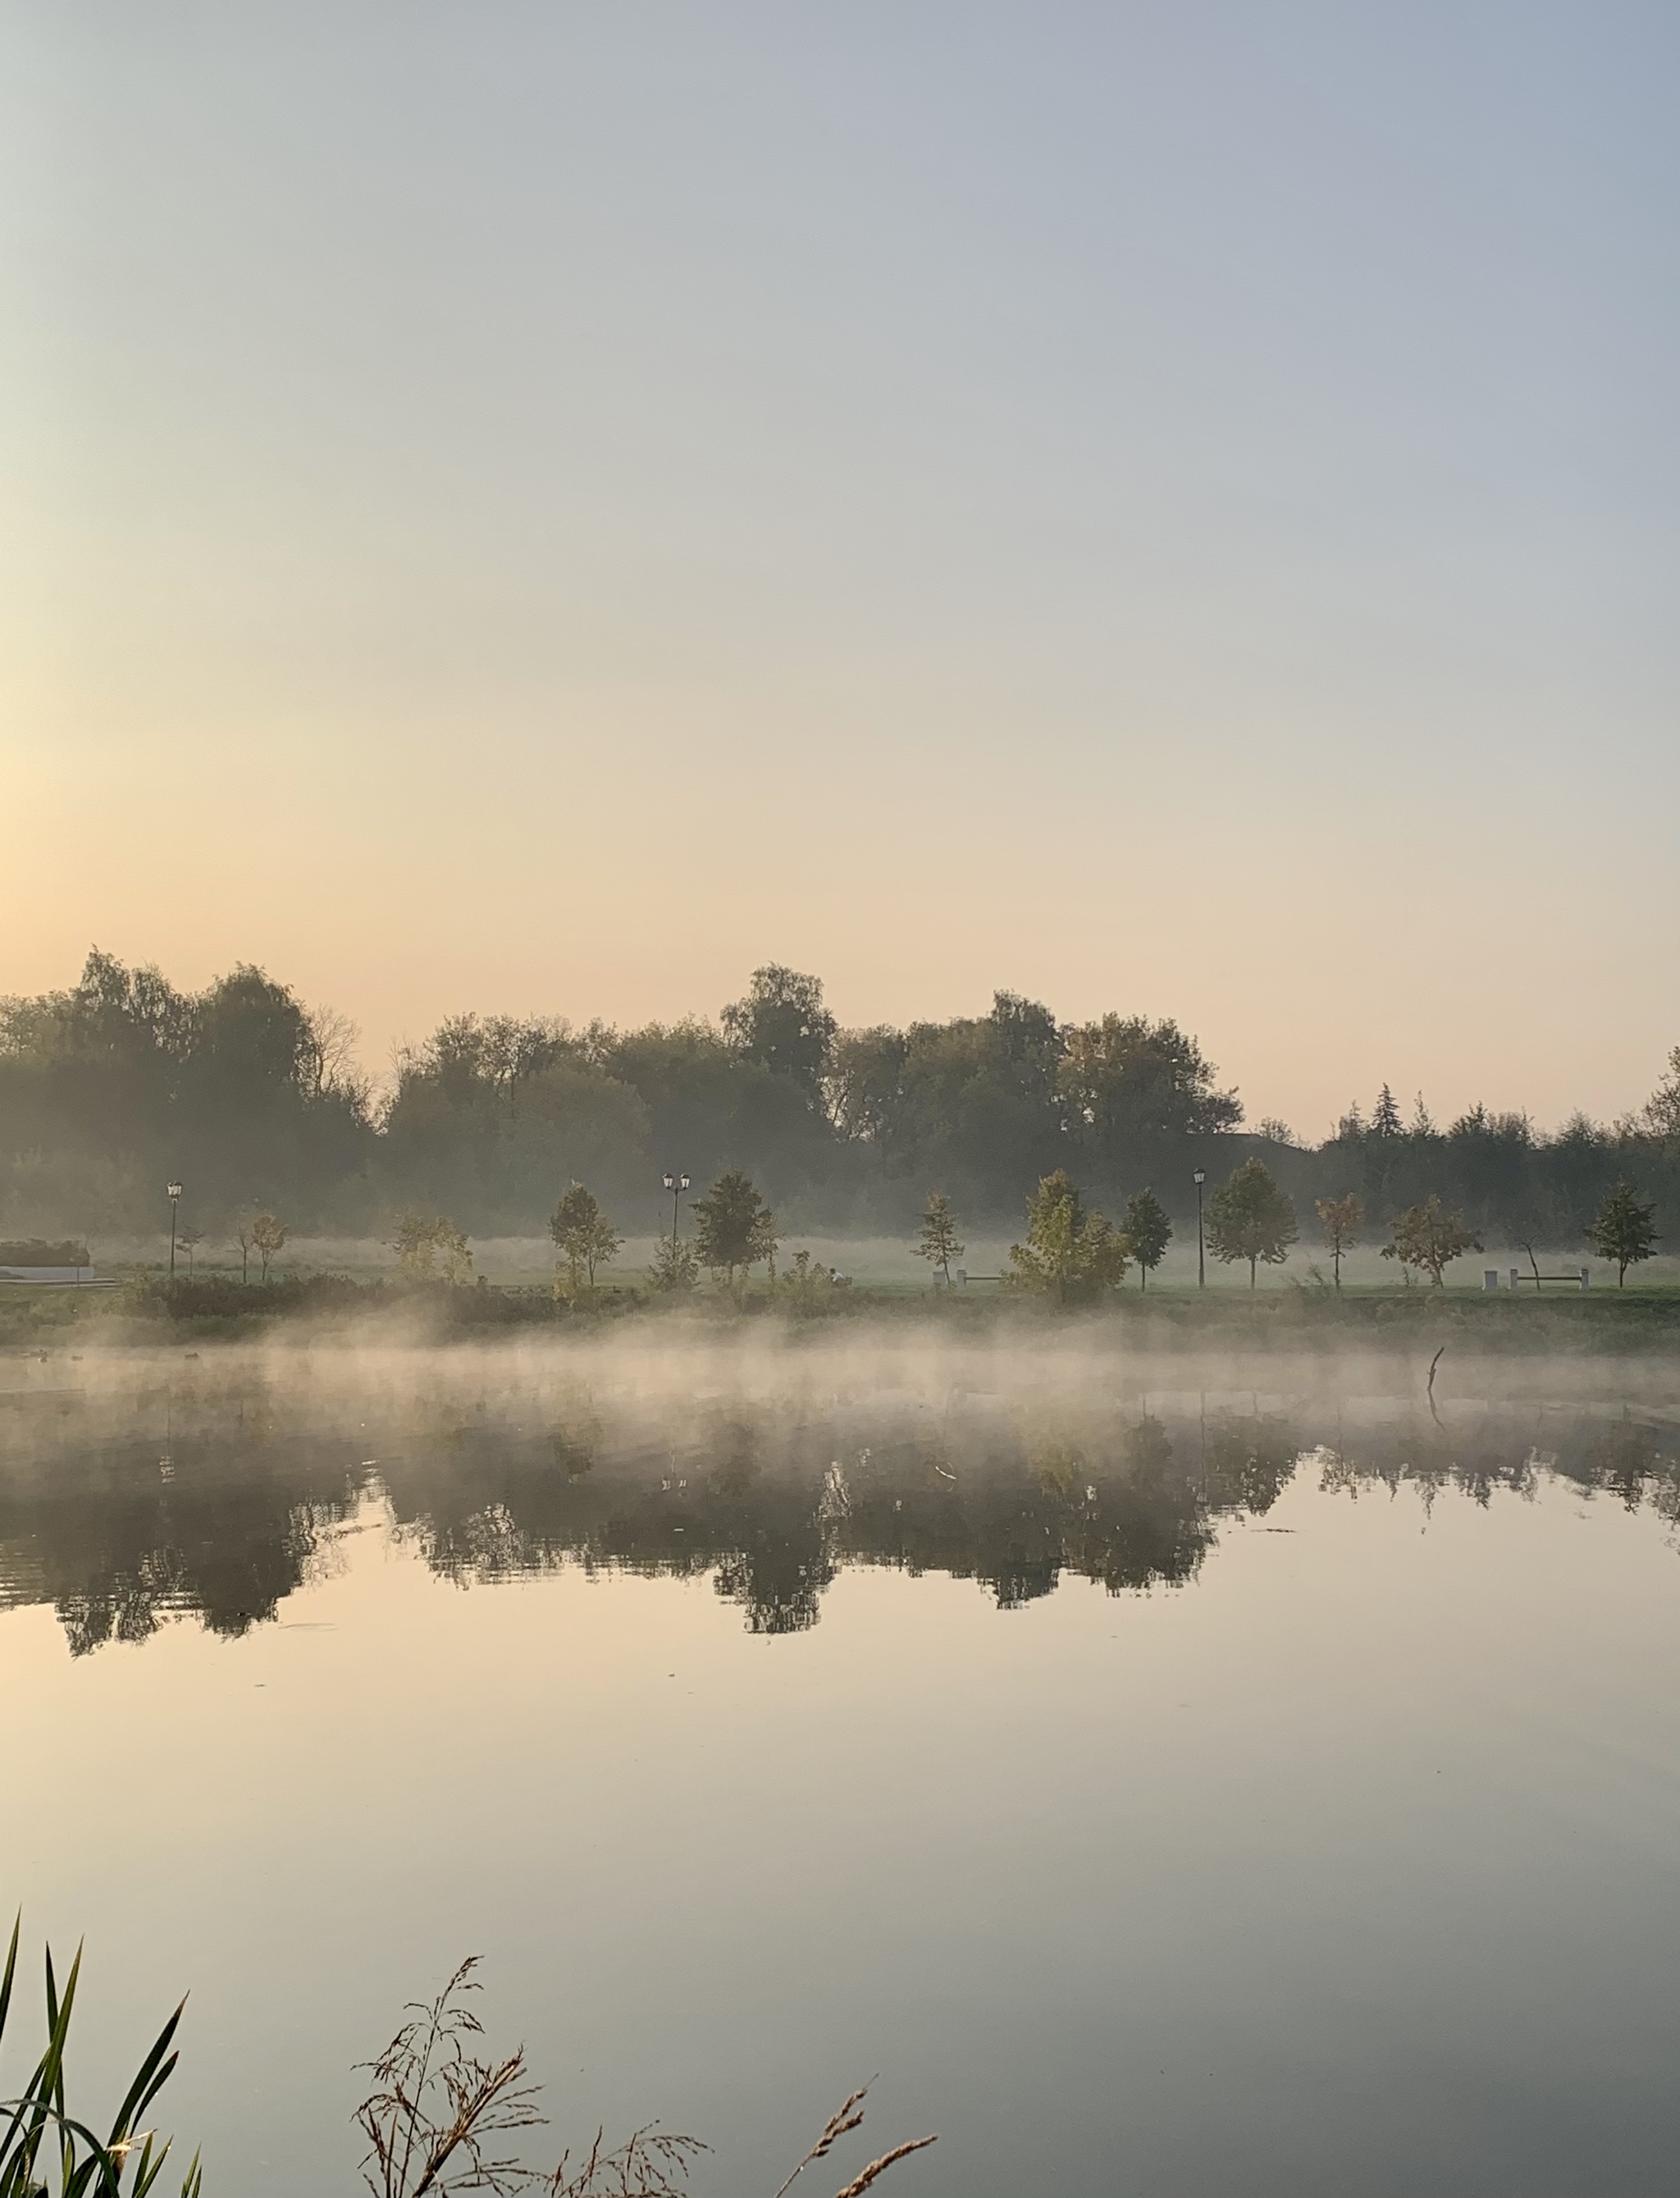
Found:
773,2084 -> 935,2198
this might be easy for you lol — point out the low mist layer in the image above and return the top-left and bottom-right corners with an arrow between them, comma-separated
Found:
4,1331 -> 1675,1654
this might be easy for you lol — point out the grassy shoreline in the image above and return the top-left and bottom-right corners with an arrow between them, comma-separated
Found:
3,1269 -> 1678,1355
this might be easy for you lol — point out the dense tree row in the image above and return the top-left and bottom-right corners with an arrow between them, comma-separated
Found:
0,952 -> 368,1232
2,950 -> 1677,1255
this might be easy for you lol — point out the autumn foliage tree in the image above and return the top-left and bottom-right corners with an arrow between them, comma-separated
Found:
1315,1192 -> 1363,1291
1381,1195 -> 1480,1286
1006,1170 -> 1130,1305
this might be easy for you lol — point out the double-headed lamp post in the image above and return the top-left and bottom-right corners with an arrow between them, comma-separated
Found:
1193,1168 -> 1207,1291
167,1181 -> 184,1283
661,1171 -> 692,1250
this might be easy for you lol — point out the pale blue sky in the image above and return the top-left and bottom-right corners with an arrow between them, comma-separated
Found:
2,3 -> 1675,1133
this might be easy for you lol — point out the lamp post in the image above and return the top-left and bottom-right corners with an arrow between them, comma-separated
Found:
167,1181 -> 184,1284
1193,1168 -> 1206,1291
661,1171 -> 691,1251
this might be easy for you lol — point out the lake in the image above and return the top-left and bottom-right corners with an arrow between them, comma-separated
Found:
3,1329 -> 1679,2197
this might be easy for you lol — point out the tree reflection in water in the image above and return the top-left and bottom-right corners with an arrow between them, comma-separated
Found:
2,1383 -> 1677,1653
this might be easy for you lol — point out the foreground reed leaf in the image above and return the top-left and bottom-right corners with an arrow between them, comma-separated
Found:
0,1912 -> 196,2198
0,1915 -> 18,2045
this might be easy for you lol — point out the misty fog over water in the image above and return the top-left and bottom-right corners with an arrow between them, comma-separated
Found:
3,1332 -> 1680,2196
3,1332 -> 1680,1645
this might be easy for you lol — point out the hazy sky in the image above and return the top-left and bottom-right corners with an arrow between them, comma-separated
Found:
2,2 -> 1676,1137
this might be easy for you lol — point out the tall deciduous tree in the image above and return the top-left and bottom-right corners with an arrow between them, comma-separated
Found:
1589,1180 -> 1658,1286
1121,1189 -> 1171,1290
720,967 -> 837,1099
1205,1160 -> 1299,1288
1381,1195 -> 1479,1286
692,1168 -> 777,1291
914,1192 -> 965,1284
1315,1192 -> 1363,1291
299,1003 -> 366,1104
1006,1171 -> 1130,1305
1644,1047 -> 1680,1145
1057,1015 -> 1242,1149
825,1026 -> 909,1143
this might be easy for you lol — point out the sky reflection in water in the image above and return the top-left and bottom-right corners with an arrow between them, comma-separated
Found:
2,1343 -> 1679,2198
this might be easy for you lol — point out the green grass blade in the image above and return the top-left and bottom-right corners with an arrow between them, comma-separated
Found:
130,2050 -> 179,2136
2,2108 -> 121,2198
131,2128 -> 183,2198
0,2081 -> 43,2177
128,2131 -> 159,2197
0,1922 -> 195,2198
0,1914 -> 19,2049
3,1940 -> 87,2182
107,2001 -> 185,2146
40,1944 -> 83,2123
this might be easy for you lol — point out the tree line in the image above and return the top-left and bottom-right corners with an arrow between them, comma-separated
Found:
2,951 -> 1676,1265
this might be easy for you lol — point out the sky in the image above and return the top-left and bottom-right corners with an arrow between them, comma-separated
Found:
2,2 -> 1676,1140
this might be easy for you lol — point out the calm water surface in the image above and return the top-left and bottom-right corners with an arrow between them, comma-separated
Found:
2,1334 -> 1679,2197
